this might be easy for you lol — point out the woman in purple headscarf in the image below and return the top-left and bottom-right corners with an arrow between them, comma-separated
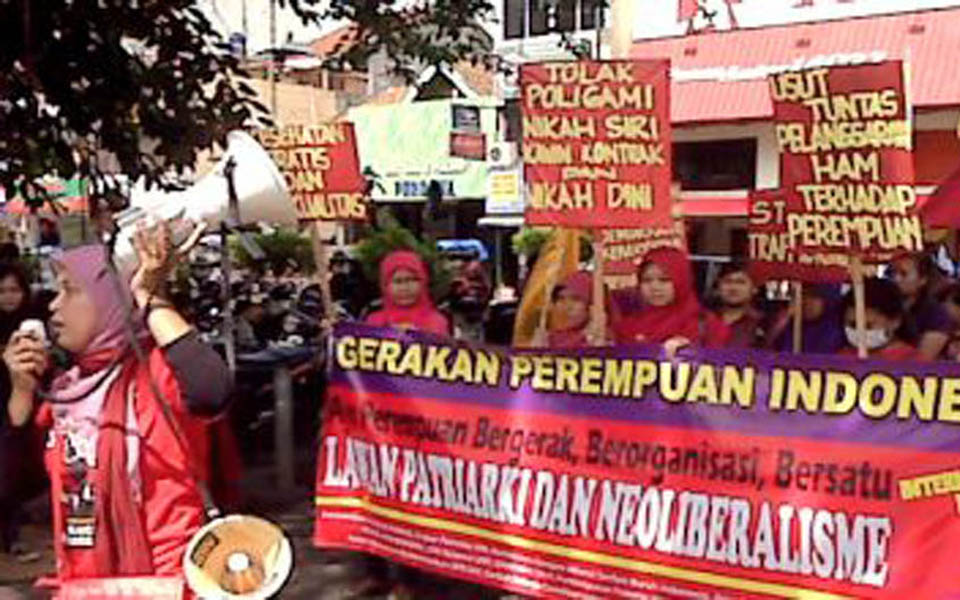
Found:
2,224 -> 231,587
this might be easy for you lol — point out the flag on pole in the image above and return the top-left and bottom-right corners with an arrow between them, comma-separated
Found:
512,228 -> 581,348
921,162 -> 960,228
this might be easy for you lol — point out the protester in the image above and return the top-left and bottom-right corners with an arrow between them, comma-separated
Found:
611,248 -> 730,349
2,226 -> 231,583
766,283 -> 846,355
840,277 -> 918,361
366,249 -> 449,336
235,295 -> 267,351
891,252 -> 952,360
449,260 -> 492,343
330,251 -> 376,319
0,262 -> 35,345
713,261 -> 766,348
0,260 -> 43,562
937,283 -> 960,359
543,271 -> 594,349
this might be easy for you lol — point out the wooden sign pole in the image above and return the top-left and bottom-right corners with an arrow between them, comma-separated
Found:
310,221 -> 334,325
590,234 -> 606,346
792,281 -> 803,354
536,230 -> 566,340
850,256 -> 867,359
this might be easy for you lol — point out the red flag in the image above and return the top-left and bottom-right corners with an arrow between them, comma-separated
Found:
922,162 -> 960,227
678,0 -> 698,21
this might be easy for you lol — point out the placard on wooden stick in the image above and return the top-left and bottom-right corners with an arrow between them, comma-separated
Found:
520,60 -> 673,230
256,123 -> 368,222
768,61 -> 919,266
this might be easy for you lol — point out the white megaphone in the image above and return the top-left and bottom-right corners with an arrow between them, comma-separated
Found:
183,514 -> 293,600
113,131 -> 296,275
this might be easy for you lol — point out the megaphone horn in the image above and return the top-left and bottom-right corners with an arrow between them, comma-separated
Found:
113,131 -> 296,274
183,514 -> 294,600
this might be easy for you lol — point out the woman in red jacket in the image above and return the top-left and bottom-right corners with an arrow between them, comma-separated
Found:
2,224 -> 231,585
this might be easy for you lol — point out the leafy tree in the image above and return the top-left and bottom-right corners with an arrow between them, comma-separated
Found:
0,0 -> 496,207
230,227 -> 315,275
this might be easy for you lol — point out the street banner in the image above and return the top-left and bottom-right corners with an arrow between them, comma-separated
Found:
769,61 -> 920,262
747,189 -> 848,282
256,123 -> 368,221
315,323 -> 960,599
600,223 -> 687,276
520,60 -> 672,229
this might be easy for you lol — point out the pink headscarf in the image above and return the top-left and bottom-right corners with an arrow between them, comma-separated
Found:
49,245 -> 148,399
365,250 -> 449,336
46,245 -> 156,574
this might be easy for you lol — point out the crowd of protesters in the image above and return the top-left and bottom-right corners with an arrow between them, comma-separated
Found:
3,218 -> 960,595
360,242 -> 960,368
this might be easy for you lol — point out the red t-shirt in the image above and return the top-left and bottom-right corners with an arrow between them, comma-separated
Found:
39,348 -> 210,580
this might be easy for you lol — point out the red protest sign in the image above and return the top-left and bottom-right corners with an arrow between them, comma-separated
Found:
748,189 -> 849,282
257,123 -> 368,221
520,60 -> 672,229
769,61 -> 920,262
600,222 -> 686,276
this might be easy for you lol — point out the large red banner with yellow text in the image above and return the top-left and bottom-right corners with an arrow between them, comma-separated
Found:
521,60 -> 672,229
256,123 -> 368,221
315,323 -> 960,599
769,61 -> 919,263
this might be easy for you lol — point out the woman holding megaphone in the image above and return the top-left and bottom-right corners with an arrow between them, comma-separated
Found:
2,223 -> 232,589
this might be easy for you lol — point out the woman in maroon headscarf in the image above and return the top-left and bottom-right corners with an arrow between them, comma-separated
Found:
366,250 -> 449,336
2,224 -> 231,587
546,271 -> 594,349
612,247 -> 730,349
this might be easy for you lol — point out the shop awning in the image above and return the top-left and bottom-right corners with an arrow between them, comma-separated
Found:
631,8 -> 960,124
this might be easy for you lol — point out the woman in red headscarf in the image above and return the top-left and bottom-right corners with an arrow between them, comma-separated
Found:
366,250 -> 449,336
612,247 -> 730,349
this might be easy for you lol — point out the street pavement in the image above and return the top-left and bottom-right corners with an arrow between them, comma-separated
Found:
0,461 -> 507,599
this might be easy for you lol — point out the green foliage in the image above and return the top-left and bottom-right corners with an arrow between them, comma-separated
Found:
1,0 -> 498,198
0,1 -> 264,194
511,227 -> 553,259
300,0 -> 499,81
231,228 -> 315,275
353,220 -> 450,302
512,227 -> 593,261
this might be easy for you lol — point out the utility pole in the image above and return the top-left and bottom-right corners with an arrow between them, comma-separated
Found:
270,0 -> 278,119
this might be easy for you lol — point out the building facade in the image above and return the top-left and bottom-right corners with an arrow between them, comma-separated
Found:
485,0 -> 960,260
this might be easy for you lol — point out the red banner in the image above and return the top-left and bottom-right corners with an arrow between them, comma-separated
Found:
521,60 -> 673,229
315,323 -> 960,599
769,61 -> 919,262
256,123 -> 368,221
748,189 -> 849,282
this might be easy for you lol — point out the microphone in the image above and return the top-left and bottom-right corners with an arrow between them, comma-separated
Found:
17,319 -> 47,346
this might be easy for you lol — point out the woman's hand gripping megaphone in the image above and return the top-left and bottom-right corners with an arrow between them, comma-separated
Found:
129,219 -> 206,309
